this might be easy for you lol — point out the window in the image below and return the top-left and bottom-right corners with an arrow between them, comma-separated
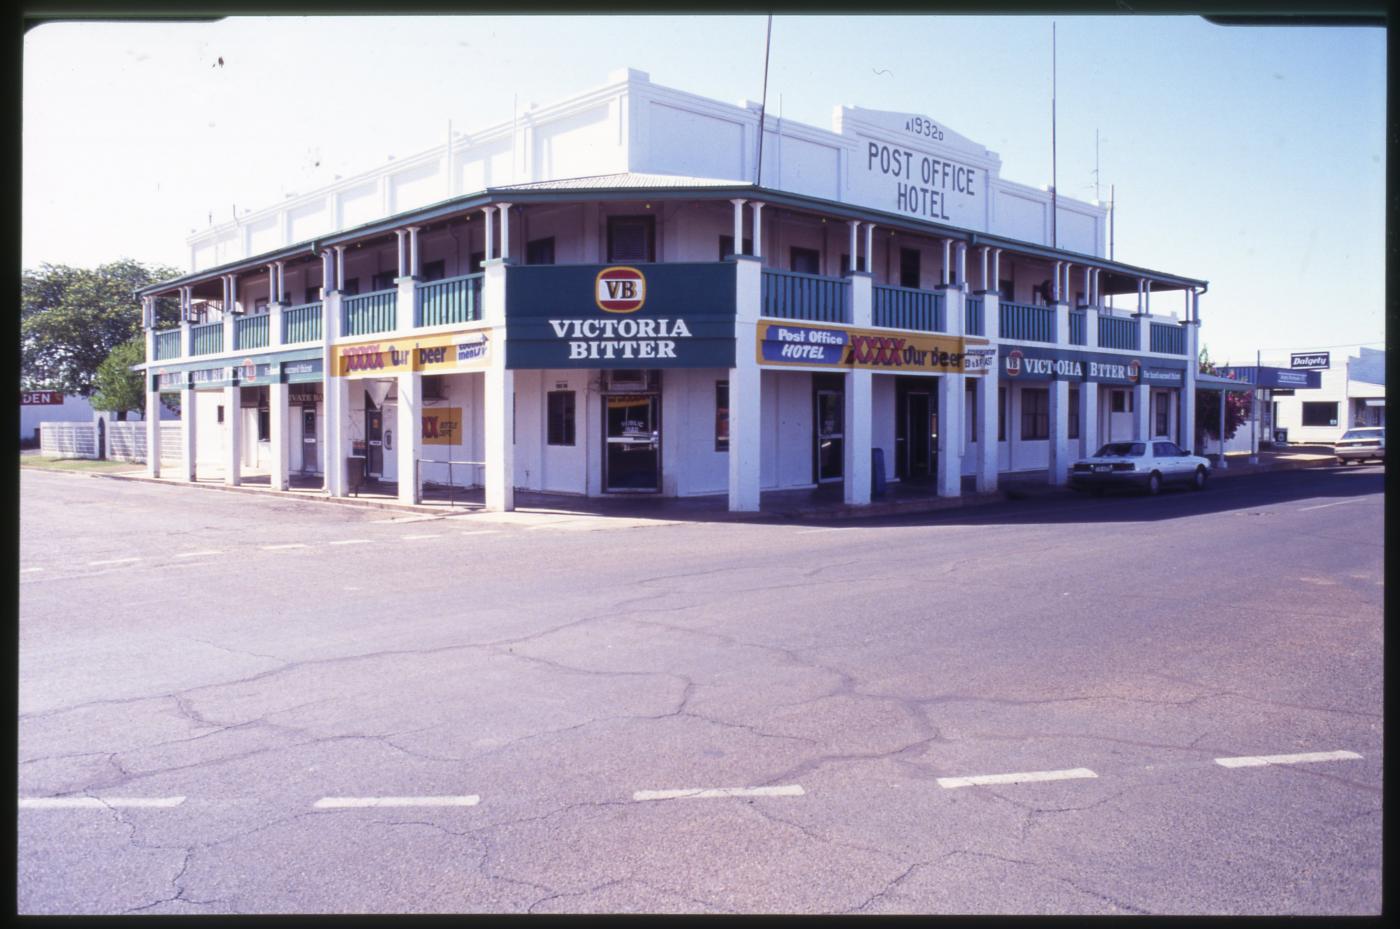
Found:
1154,441 -> 1185,457
789,247 -> 821,275
216,405 -> 224,424
371,270 -> 397,292
1074,290 -> 1085,307
998,278 -> 1014,302
1302,401 -> 1338,427
899,248 -> 921,289
998,386 -> 1007,441
254,297 -> 269,314
607,216 -> 655,262
839,253 -> 852,277
715,381 -> 730,451
421,260 -> 446,282
526,237 -> 556,266
1069,386 -> 1080,439
305,286 -> 320,305
718,236 -> 752,260
1110,390 -> 1133,413
546,391 -> 575,446
1154,392 -> 1170,437
470,251 -> 485,272
342,277 -> 360,296
966,380 -> 977,443
258,409 -> 270,441
1021,388 -> 1049,440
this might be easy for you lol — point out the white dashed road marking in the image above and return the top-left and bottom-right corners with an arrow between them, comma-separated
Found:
1214,750 -> 1363,768
1298,499 -> 1367,512
937,768 -> 1098,789
262,543 -> 310,551
328,539 -> 372,546
401,534 -> 441,541
21,567 -> 43,573
175,550 -> 223,558
313,795 -> 480,809
633,785 -> 806,801
87,557 -> 141,566
19,796 -> 186,809
459,530 -> 500,536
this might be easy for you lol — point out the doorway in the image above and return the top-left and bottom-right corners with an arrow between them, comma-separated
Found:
813,375 -> 844,483
365,404 -> 384,478
301,407 -> 318,473
603,394 -> 660,492
895,378 -> 938,481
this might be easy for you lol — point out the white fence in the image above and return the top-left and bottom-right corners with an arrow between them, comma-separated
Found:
39,422 -> 97,458
38,420 -> 182,464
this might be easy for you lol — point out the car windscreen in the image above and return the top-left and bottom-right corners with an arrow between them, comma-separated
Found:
1341,430 -> 1381,440
1095,443 -> 1145,457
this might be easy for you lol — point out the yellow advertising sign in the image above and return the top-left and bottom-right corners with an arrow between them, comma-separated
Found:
335,330 -> 491,378
422,407 -> 462,445
756,321 -> 991,375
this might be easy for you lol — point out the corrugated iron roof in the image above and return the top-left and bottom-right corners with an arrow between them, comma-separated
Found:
494,172 -> 750,191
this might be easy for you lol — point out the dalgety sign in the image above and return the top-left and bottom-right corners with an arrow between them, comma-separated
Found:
506,263 -> 736,369
1000,345 -> 1188,386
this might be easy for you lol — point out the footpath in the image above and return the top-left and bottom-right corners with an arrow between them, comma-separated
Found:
37,445 -> 1342,524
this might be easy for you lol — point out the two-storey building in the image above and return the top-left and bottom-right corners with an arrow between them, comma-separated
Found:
136,68 -> 1206,512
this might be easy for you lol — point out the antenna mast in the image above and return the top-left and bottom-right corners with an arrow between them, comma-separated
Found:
755,14 -> 773,187
1051,21 -> 1057,249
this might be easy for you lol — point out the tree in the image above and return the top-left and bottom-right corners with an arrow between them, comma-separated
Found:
21,260 -> 180,396
1195,344 -> 1251,445
90,338 -> 146,421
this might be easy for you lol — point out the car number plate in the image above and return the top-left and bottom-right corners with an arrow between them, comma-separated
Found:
1093,464 -> 1111,473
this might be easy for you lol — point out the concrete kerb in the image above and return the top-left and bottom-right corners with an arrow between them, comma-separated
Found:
73,450 -> 1344,524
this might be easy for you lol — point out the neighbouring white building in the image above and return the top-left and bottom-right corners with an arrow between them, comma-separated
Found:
136,68 -> 1206,510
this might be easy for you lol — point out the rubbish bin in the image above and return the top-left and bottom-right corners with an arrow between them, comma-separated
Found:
871,448 -> 887,498
1273,428 -> 1288,447
346,456 -> 366,496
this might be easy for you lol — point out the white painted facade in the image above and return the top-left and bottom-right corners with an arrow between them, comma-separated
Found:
187,69 -> 1106,273
1221,347 -> 1385,452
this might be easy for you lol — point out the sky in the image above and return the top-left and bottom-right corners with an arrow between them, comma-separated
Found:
22,14 -> 1385,365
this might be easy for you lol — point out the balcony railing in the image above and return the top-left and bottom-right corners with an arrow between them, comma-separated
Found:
342,289 -> 397,336
1099,314 -> 1140,351
1068,309 -> 1086,346
416,273 -> 483,328
965,296 -> 984,336
283,302 -> 322,344
234,314 -> 269,350
153,329 -> 182,360
1150,321 -> 1187,355
873,284 -> 944,332
999,302 -> 1055,343
190,321 -> 223,356
761,269 -> 851,324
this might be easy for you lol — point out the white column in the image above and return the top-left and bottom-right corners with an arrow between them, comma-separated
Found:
222,275 -> 237,350
323,277 -> 346,496
408,226 -> 421,278
497,203 -> 512,261
992,249 -> 1002,293
1052,261 -> 1062,303
941,239 -> 951,285
145,379 -> 162,479
1217,390 -> 1228,469
270,380 -> 290,491
751,202 -> 764,258
975,286 -> 1000,493
848,221 -> 859,273
979,246 -> 989,291
844,271 -> 873,506
731,199 -> 746,254
335,247 -> 346,294
937,372 -> 964,497
482,257 -> 513,510
1047,378 -> 1071,486
1082,265 -> 1091,306
863,223 -> 875,273
1183,313 -> 1199,453
320,250 -> 334,299
396,229 -> 407,277
396,370 -> 421,504
1079,381 -> 1099,458
1133,382 -> 1152,440
223,383 -> 241,486
1136,278 -> 1145,314
729,256 -> 763,512
180,385 -> 198,481
269,265 -> 285,347
956,242 -> 967,289
483,207 -> 495,261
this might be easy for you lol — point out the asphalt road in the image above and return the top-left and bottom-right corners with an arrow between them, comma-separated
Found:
17,464 -> 1384,914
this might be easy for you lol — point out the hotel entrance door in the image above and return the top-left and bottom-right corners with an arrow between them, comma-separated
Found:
604,394 -> 660,492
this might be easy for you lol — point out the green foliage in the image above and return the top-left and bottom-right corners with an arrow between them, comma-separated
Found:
90,338 -> 146,417
21,260 -> 180,395
1195,344 -> 1251,443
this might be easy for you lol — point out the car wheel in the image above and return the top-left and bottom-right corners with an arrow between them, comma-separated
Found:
1337,457 -> 1348,465
1147,472 -> 1162,495
1192,466 -> 1208,491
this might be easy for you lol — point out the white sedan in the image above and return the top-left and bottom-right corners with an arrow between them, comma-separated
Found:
1069,439 -> 1212,495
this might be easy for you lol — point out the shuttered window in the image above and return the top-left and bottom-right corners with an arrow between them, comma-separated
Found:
607,216 -> 654,263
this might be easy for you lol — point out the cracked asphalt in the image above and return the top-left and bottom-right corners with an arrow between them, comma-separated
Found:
17,464 -> 1383,914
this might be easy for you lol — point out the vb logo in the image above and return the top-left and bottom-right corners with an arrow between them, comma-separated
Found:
595,266 -> 647,313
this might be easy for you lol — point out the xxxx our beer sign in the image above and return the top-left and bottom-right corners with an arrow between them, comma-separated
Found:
757,321 -> 990,375
335,330 -> 490,377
